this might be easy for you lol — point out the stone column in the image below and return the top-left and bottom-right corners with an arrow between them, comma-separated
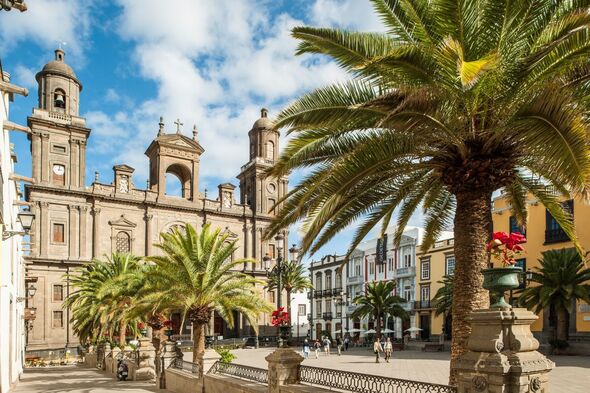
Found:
266,348 -> 304,393
31,132 -> 42,183
68,205 -> 79,259
455,308 -> 554,393
40,133 -> 50,183
79,140 -> 87,187
79,206 -> 88,259
40,202 -> 50,258
70,139 -> 80,188
135,337 -> 156,381
92,207 -> 101,258
145,213 -> 153,257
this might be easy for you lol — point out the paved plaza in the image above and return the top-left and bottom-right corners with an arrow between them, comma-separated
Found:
12,366 -> 167,393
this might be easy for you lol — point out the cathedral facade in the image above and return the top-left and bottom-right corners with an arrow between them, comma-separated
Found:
25,49 -> 288,355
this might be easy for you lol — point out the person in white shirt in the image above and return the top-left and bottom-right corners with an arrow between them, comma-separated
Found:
384,337 -> 393,362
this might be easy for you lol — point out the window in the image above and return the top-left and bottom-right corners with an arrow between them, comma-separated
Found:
325,299 -> 332,313
298,304 -> 306,316
53,311 -> 64,328
403,287 -> 412,302
445,256 -> 455,276
269,291 -> 275,303
52,144 -> 67,154
369,261 -> 374,275
335,273 -> 342,288
378,263 -> 384,273
325,274 -> 332,290
404,254 -> 412,267
53,285 -> 63,301
421,259 -> 430,280
115,231 -> 131,253
509,216 -> 526,236
315,274 -> 322,290
421,285 -> 430,301
545,200 -> 573,244
388,257 -> 394,271
267,199 -> 276,214
268,244 -> 276,259
52,223 -> 65,243
354,261 -> 361,276
316,300 -> 322,317
266,141 -> 275,161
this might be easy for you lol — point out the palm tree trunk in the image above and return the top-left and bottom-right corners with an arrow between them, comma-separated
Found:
376,314 -> 382,339
286,288 -> 292,326
192,323 -> 206,376
556,307 -> 568,342
449,190 -> 492,385
119,321 -> 126,347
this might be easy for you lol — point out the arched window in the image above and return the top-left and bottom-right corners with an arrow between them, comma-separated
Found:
115,231 -> 131,253
266,141 -> 275,161
54,89 -> 66,110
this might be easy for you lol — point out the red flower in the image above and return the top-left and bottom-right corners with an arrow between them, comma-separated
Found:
492,232 -> 509,243
163,320 -> 173,328
487,231 -> 526,266
138,322 -> 146,330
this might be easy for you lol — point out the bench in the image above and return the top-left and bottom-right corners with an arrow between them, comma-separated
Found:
422,343 -> 444,352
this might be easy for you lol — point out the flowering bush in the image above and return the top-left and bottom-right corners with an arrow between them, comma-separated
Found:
271,307 -> 290,327
138,322 -> 146,330
486,231 -> 526,266
163,320 -> 173,328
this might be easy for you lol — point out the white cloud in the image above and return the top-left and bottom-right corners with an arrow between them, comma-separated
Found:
12,65 -> 37,89
310,0 -> 386,31
0,0 -> 94,62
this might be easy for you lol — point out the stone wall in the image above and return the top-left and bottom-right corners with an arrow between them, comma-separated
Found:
84,353 -> 97,369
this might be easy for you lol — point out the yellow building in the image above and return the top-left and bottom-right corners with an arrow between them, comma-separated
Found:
415,193 -> 590,348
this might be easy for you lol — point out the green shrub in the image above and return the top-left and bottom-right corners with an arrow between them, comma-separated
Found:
216,348 -> 236,363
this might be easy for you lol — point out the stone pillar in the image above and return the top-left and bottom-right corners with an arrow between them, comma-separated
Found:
41,133 -> 50,183
79,206 -> 88,259
455,308 -> 554,393
79,140 -> 87,187
135,337 -> 157,381
31,132 -> 42,183
92,207 -> 101,258
68,205 -> 79,259
40,202 -> 49,258
145,213 -> 153,257
157,340 -> 179,389
265,348 -> 304,393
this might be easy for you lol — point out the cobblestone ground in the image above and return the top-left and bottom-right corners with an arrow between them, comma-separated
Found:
224,347 -> 589,393
12,366 -> 167,393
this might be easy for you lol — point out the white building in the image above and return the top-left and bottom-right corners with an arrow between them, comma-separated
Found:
290,288 -> 310,339
0,64 -> 30,393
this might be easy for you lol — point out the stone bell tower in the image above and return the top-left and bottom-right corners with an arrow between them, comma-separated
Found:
28,48 -> 89,189
237,108 -> 287,215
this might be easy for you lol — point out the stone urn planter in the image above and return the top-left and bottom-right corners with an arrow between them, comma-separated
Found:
278,326 -> 291,347
482,266 -> 522,309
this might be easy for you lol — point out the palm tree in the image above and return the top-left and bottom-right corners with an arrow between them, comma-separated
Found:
142,223 -> 272,375
265,260 -> 313,324
265,0 -> 590,382
64,253 -> 145,347
518,248 -> 590,343
433,275 -> 454,318
351,281 -> 409,339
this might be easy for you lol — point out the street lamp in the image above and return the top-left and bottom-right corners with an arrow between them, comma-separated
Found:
16,283 -> 37,303
289,244 -> 300,262
274,232 -> 285,310
3,210 -> 35,240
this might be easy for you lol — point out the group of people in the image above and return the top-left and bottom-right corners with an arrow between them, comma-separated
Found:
301,336 -> 394,363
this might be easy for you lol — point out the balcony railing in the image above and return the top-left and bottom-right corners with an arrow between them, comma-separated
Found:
172,358 -> 198,374
347,275 -> 364,285
401,302 -> 413,311
396,266 -> 415,277
545,228 -> 569,244
414,300 -> 432,309
335,311 -> 342,318
322,312 -> 333,321
314,290 -> 323,298
208,361 -> 268,384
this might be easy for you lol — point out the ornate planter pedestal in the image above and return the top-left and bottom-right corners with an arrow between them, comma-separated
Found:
455,308 -> 554,393
482,266 -> 522,309
265,348 -> 304,393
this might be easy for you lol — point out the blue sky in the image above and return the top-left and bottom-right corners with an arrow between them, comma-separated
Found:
1,0 -> 425,262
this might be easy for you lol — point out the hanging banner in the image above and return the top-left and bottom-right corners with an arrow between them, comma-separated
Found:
376,234 -> 387,264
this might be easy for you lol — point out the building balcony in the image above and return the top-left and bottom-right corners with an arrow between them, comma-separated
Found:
545,228 -> 570,244
335,311 -> 342,318
400,302 -> 413,311
322,312 -> 333,321
395,266 -> 415,277
314,290 -> 323,298
347,275 -> 364,285
346,305 -> 358,315
413,300 -> 432,310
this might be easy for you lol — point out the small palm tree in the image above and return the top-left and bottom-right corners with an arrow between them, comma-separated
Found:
433,275 -> 454,318
142,223 -> 272,375
265,260 -> 312,324
64,253 -> 145,346
351,281 -> 409,339
518,248 -> 590,343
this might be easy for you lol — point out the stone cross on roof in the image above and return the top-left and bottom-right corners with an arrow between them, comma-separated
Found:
174,118 -> 183,134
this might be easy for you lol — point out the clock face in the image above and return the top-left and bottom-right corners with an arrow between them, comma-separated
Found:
267,183 -> 276,194
52,165 -> 65,175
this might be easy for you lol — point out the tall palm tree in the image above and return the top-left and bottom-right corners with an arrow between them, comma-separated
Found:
265,260 -> 313,324
142,223 -> 272,375
351,281 -> 409,339
64,253 -> 145,347
265,0 -> 590,382
518,248 -> 590,343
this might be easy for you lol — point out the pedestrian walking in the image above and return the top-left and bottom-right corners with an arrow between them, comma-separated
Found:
336,337 -> 342,356
302,339 -> 310,359
384,338 -> 393,362
314,339 -> 321,359
344,336 -> 349,351
373,338 -> 383,363
323,337 -> 331,355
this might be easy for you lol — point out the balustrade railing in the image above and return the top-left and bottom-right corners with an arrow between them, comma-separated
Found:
299,366 -> 457,393
208,361 -> 268,384
171,358 -> 198,374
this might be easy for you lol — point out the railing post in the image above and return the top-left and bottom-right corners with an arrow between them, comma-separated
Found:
265,348 -> 304,393
455,308 -> 554,393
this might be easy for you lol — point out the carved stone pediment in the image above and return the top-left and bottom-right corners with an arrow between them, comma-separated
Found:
221,226 -> 239,239
108,214 -> 137,228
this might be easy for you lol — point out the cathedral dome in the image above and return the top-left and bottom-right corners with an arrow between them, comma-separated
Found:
36,49 -> 82,89
252,108 -> 273,130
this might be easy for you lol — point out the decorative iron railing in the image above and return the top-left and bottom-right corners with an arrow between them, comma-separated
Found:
299,366 -> 457,393
208,361 -> 268,384
171,358 -> 198,374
